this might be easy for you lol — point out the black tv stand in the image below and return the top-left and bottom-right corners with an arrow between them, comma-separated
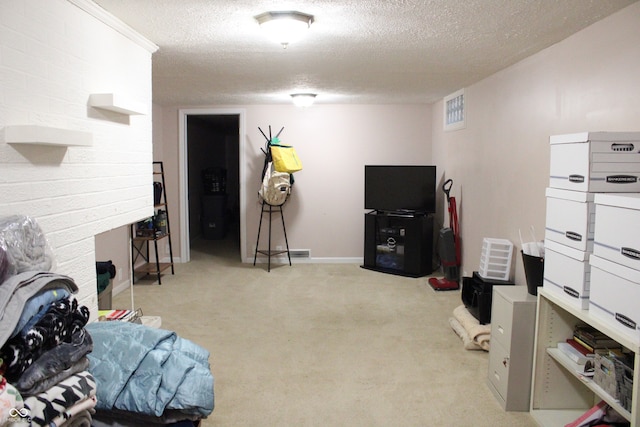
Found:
375,209 -> 429,218
361,210 -> 434,278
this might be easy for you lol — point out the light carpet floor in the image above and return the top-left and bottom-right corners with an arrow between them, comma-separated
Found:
113,237 -> 538,427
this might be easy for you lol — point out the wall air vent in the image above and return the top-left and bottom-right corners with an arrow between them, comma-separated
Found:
290,249 -> 311,258
444,89 -> 465,131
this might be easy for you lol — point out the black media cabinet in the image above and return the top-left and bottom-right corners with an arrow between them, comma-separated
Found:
362,210 -> 434,277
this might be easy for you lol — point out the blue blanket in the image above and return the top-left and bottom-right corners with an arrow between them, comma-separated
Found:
86,321 -> 214,418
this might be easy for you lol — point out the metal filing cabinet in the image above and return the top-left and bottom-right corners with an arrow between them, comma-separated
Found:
487,285 -> 537,411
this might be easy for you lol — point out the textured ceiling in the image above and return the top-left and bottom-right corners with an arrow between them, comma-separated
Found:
93,0 -> 637,106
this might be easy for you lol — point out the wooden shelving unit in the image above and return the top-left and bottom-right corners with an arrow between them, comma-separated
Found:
530,288 -> 640,426
130,161 -> 174,284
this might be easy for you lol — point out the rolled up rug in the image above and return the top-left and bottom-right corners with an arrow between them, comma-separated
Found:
449,316 -> 484,351
452,304 -> 491,351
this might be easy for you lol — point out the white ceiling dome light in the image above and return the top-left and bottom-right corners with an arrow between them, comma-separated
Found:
290,93 -> 317,108
255,11 -> 314,48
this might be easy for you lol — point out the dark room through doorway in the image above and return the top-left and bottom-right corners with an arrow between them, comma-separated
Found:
186,114 -> 241,256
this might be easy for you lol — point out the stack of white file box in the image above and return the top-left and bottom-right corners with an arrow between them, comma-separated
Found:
590,193 -> 640,343
544,131 -> 640,342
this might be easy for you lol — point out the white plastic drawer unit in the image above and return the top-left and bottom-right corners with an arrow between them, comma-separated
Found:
542,240 -> 591,310
593,193 -> 640,271
478,238 -> 513,281
545,188 -> 595,252
549,131 -> 640,192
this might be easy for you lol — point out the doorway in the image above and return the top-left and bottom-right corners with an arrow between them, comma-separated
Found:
178,108 -> 247,263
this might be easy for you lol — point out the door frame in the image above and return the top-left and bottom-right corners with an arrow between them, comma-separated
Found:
178,108 -> 247,263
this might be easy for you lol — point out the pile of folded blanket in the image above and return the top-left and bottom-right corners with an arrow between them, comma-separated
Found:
0,215 -> 215,426
87,321 -> 215,427
0,215 -> 96,426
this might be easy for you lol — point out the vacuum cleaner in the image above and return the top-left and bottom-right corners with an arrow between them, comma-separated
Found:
429,179 -> 461,291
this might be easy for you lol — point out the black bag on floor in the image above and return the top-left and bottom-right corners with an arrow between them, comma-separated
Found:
461,271 -> 514,325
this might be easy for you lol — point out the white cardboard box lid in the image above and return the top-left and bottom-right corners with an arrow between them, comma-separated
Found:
594,193 -> 640,210
545,187 -> 595,202
545,239 -> 589,261
550,131 -> 640,145
590,254 -> 640,283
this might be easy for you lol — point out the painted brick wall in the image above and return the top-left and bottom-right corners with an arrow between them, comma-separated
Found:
0,0 -> 157,319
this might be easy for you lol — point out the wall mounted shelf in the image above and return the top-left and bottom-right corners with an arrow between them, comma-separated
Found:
88,93 -> 146,115
3,125 -> 93,146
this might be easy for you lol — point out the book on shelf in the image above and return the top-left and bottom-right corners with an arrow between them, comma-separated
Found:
566,338 -> 596,357
564,401 -> 608,427
98,309 -> 138,322
558,341 -> 593,365
573,324 -> 620,350
572,335 -> 597,352
572,335 -> 620,354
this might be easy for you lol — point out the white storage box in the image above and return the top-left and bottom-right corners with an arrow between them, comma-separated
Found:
549,131 -> 640,192
140,315 -> 162,328
543,240 -> 591,310
593,193 -> 640,271
478,238 -> 513,281
545,188 -> 595,252
589,254 -> 640,344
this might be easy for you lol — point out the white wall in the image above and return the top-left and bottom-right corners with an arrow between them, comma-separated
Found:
0,0 -> 156,316
158,104 -> 433,261
431,2 -> 640,285
8,1 -> 634,290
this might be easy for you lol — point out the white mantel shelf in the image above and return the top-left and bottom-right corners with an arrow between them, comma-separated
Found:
3,125 -> 93,147
89,93 -> 146,115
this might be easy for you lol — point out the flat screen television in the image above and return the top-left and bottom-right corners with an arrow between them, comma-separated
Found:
364,165 -> 436,213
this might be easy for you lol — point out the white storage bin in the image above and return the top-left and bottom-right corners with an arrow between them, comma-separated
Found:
545,188 -> 595,252
549,131 -> 640,192
542,240 -> 591,310
589,254 -> 640,344
478,238 -> 513,281
593,193 -> 640,271
140,315 -> 162,328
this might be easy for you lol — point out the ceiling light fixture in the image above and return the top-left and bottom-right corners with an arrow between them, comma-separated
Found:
255,11 -> 314,48
291,93 -> 317,108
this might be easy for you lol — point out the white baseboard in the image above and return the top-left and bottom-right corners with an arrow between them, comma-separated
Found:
113,279 -> 131,296
245,256 -> 363,264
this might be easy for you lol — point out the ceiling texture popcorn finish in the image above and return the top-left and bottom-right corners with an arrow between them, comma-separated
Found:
93,0 -> 637,106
